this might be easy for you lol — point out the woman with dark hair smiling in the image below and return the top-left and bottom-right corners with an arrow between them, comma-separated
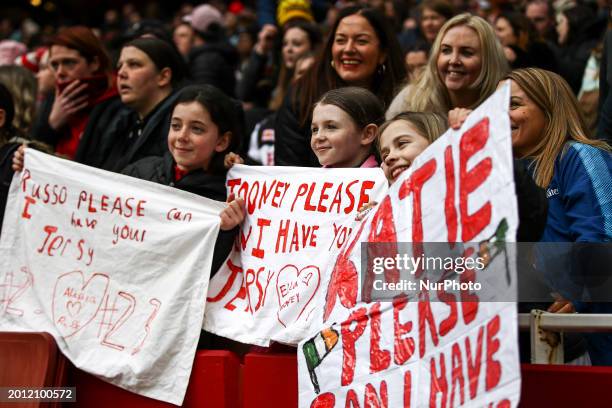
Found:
274,5 -> 406,167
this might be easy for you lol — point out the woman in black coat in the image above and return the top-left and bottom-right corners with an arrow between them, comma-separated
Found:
494,11 -> 558,72
549,5 -> 606,94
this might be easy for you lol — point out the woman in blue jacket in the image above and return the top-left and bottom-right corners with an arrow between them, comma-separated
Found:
506,68 -> 612,365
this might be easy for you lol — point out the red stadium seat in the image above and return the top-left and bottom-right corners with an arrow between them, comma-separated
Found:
0,331 -> 67,408
183,350 -> 241,408
67,349 -> 240,408
242,352 -> 298,408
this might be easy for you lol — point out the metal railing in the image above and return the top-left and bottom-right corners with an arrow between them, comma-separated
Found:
518,311 -> 612,364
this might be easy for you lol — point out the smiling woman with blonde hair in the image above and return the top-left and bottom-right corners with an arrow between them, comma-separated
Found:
506,68 -> 612,366
506,68 -> 610,189
387,13 -> 509,118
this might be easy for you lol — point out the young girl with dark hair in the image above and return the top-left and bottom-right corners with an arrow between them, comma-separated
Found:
310,87 -> 384,168
123,84 -> 245,274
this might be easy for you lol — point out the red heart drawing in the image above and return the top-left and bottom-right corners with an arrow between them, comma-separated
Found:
276,265 -> 320,328
66,301 -> 82,317
52,271 -> 109,338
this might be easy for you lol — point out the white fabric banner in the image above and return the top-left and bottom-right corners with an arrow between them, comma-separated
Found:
203,165 -> 388,346
0,150 -> 224,406
298,84 -> 522,407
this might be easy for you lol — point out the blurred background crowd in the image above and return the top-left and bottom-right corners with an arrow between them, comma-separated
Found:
0,0 -> 610,148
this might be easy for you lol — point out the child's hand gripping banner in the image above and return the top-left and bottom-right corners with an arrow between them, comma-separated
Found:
299,84 -> 522,407
203,165 -> 388,346
0,150 -> 224,405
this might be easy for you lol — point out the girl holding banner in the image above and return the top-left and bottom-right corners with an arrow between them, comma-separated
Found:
354,111 -> 448,220
378,111 -> 448,184
122,84 -> 245,274
310,87 -> 383,169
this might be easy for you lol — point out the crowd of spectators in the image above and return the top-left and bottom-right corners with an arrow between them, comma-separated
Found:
0,0 -> 611,364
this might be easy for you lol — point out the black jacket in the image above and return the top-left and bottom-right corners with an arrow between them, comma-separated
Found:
508,42 -> 558,73
79,92 -> 179,173
549,38 -> 599,95
514,159 -> 548,242
274,88 -> 319,167
548,12 -> 606,95
188,41 -> 238,97
236,51 -> 275,107
122,153 -> 235,276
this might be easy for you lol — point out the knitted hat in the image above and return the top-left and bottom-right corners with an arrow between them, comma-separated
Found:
277,0 -> 314,27
14,47 -> 48,73
0,40 -> 26,66
183,4 -> 224,34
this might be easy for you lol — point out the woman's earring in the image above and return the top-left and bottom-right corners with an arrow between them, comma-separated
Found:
330,60 -> 335,68
377,63 -> 387,75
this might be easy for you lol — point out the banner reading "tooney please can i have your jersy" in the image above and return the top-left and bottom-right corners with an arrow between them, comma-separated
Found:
204,165 -> 389,346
